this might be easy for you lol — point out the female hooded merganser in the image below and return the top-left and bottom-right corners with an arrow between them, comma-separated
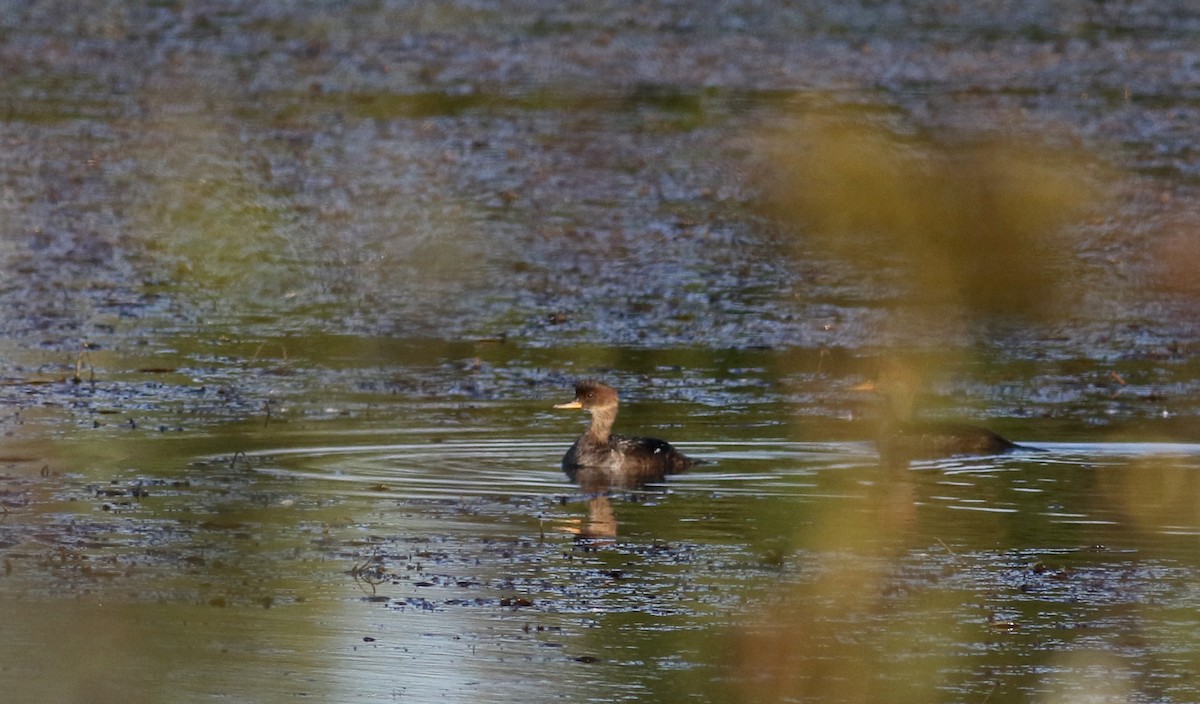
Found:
554,380 -> 697,487
855,362 -> 1038,460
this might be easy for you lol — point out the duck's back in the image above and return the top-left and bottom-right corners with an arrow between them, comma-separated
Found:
612,434 -> 696,475
883,421 -> 1023,459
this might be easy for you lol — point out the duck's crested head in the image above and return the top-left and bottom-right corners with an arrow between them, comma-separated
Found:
853,359 -> 926,420
554,379 -> 620,412
854,359 -> 920,398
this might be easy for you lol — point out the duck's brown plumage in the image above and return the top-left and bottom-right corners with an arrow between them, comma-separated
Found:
554,380 -> 696,489
857,362 -> 1036,461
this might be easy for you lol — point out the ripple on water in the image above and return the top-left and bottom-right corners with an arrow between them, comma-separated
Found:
224,436 -> 1200,548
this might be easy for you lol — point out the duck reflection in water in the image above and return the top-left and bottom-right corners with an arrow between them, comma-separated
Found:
554,380 -> 699,539
854,360 -> 1041,465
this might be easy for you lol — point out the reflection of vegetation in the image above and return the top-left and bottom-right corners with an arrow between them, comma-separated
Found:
253,83 -> 715,134
350,547 -> 391,596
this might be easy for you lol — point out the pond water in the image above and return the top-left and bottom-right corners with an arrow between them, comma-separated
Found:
3,1 -> 1200,703
3,415 -> 1199,703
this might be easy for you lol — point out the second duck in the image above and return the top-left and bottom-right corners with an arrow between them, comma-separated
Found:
855,361 -> 1041,461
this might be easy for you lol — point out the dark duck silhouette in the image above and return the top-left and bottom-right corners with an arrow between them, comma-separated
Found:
554,380 -> 697,489
854,362 -> 1039,461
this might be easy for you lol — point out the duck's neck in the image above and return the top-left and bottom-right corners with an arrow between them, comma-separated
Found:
585,406 -> 617,445
881,389 -> 916,425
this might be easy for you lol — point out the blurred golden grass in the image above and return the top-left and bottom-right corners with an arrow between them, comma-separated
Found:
759,109 -> 1105,318
1101,455 -> 1200,536
729,469 -> 961,703
1152,222 -> 1200,296
737,107 -> 1134,702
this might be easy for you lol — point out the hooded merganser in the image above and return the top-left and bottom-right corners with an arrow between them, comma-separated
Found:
854,363 -> 1038,460
554,380 -> 697,487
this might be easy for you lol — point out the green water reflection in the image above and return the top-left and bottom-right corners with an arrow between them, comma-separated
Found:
2,418 -> 1198,702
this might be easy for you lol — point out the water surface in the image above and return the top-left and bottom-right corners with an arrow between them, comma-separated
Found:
2,2 -> 1200,702
3,417 -> 1198,702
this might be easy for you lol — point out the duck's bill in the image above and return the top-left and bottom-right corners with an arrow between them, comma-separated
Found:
554,400 -> 584,409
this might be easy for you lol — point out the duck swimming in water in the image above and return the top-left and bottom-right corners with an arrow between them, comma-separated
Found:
855,362 -> 1039,461
554,380 -> 697,488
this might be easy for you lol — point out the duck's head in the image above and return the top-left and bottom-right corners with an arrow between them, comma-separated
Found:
853,360 -> 921,421
554,380 -> 620,414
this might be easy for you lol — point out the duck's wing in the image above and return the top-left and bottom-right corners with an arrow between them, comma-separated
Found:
612,434 -> 697,475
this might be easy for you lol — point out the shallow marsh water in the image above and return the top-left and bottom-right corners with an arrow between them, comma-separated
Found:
2,1 -> 1200,703
3,421 -> 1200,703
